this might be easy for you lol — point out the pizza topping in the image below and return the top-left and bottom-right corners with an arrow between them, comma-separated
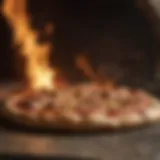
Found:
35,91 -> 57,102
73,89 -> 81,98
76,99 -> 96,115
88,112 -> 108,124
43,102 -> 54,110
45,91 -> 57,98
109,90 -> 118,99
4,82 -> 158,129
118,88 -> 132,100
17,100 -> 33,111
145,104 -> 160,120
100,91 -> 109,99
107,100 -> 119,110
107,109 -> 120,117
120,99 -> 131,107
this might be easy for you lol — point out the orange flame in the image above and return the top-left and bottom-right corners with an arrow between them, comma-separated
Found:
2,0 -> 55,91
76,55 -> 117,90
76,55 -> 101,82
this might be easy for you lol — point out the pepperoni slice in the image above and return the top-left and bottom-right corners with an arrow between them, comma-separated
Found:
107,109 -> 120,117
16,100 -> 34,111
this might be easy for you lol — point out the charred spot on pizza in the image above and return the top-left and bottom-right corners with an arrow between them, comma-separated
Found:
73,89 -> 81,98
100,91 -> 109,99
43,102 -> 55,110
16,99 -> 33,111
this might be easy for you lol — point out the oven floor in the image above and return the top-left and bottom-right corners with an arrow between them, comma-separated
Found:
0,123 -> 160,160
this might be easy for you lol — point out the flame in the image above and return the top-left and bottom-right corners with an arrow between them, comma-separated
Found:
76,55 -> 117,90
2,0 -> 55,91
76,55 -> 101,82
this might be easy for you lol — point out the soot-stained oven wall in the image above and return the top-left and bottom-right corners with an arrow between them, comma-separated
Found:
0,0 -> 158,86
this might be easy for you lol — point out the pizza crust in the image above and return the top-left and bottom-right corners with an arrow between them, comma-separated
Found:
144,102 -> 160,121
1,100 -> 160,131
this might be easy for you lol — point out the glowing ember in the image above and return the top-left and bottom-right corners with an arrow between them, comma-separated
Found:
2,0 -> 56,91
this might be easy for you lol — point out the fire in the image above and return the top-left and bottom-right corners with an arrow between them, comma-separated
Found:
2,0 -> 56,91
2,0 -> 119,92
76,55 -> 101,82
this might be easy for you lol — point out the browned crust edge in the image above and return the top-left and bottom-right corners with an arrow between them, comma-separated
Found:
1,101 -> 160,132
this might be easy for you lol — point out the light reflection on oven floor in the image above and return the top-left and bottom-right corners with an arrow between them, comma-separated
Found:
0,123 -> 160,160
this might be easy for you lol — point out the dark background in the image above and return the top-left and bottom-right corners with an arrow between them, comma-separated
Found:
0,0 -> 158,85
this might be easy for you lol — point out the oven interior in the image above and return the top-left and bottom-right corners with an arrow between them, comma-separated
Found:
1,0 -> 160,89
1,0 -> 160,127
0,0 -> 160,160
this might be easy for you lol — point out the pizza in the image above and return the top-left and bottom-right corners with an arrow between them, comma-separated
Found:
0,83 -> 160,131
